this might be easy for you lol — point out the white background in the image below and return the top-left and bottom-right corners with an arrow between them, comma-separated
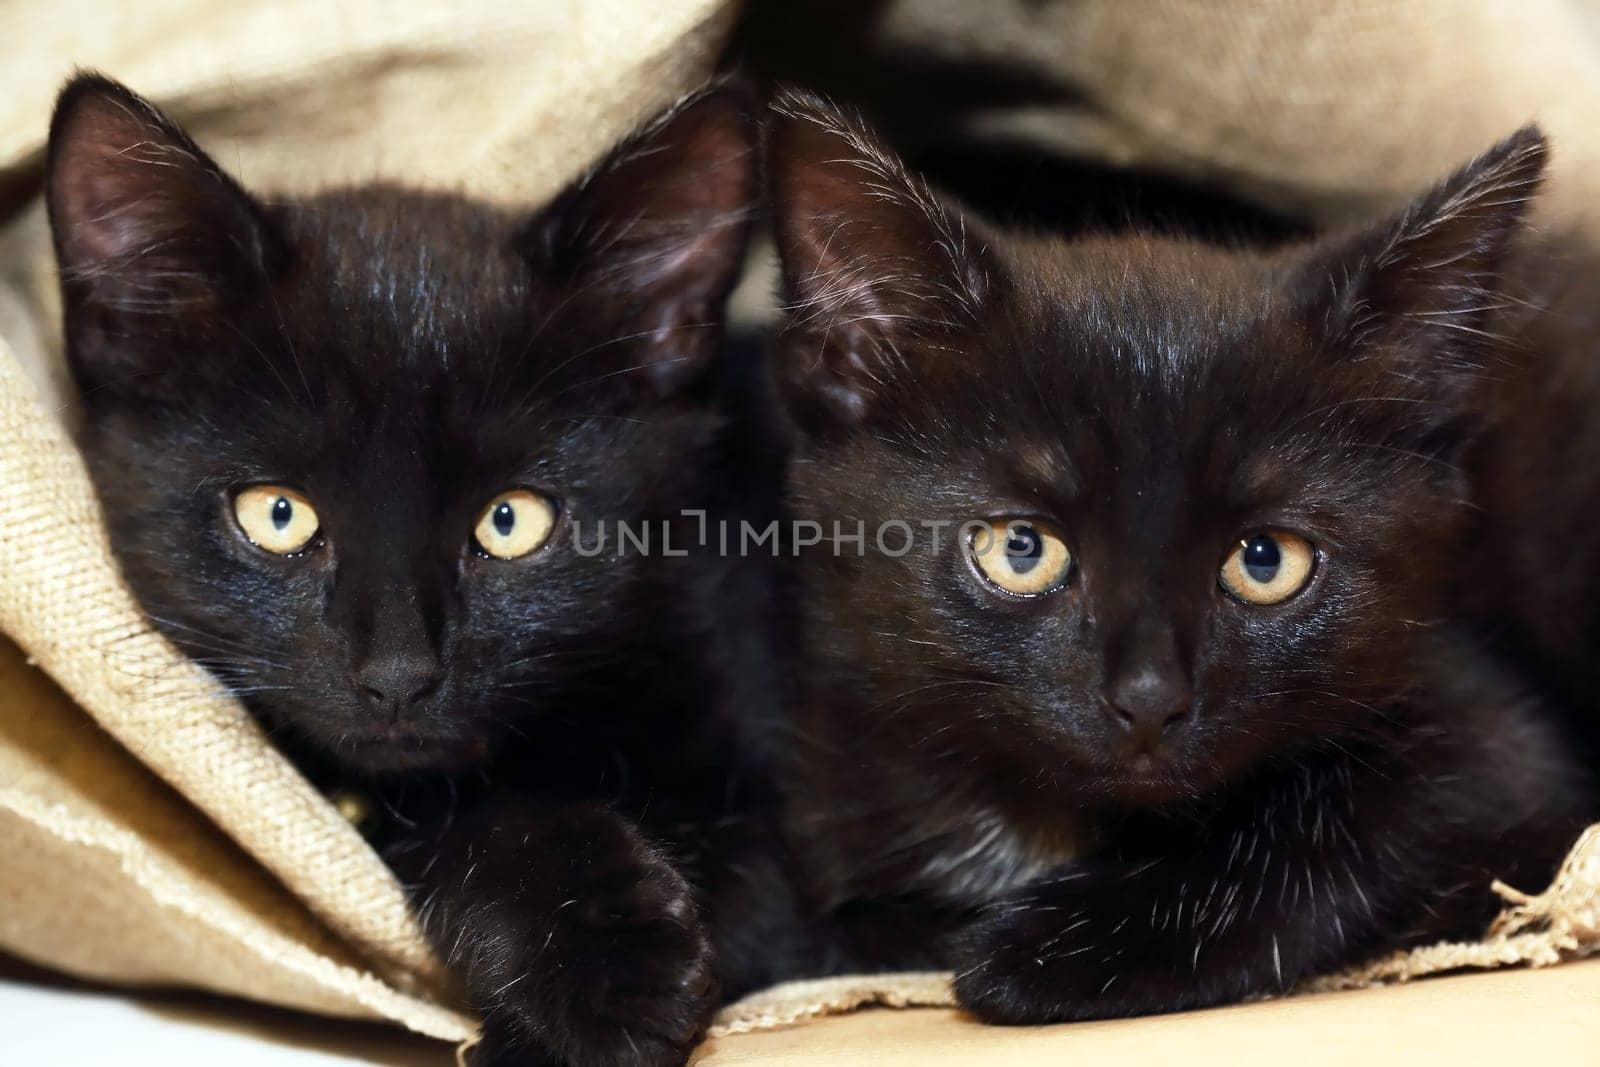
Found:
0,956 -> 452,1067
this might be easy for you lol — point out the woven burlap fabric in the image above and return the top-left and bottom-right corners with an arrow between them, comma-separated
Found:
0,0 -> 738,1041
1,0 -> 1599,1052
847,0 -> 1600,232
0,633 -> 475,1039
0,334 -> 456,1006
0,0 -> 743,415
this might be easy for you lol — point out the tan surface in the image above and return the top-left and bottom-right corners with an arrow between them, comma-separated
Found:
697,960 -> 1600,1065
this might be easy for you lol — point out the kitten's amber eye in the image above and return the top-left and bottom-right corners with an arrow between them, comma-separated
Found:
233,486 -> 320,555
968,519 -> 1073,596
1220,531 -> 1316,605
473,489 -> 556,560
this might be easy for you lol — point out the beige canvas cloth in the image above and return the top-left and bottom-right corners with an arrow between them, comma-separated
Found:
843,0 -> 1600,233
0,0 -> 739,1045
1,0 -> 1598,1054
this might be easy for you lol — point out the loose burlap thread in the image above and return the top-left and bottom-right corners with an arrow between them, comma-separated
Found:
2,0 -> 1599,1051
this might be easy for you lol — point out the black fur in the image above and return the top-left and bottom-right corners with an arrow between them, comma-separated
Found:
1467,273 -> 1600,768
48,73 -> 772,1066
763,92 -> 1596,1020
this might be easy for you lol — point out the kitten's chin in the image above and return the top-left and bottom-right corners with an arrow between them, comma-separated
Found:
1086,752 -> 1216,806
266,714 -> 498,778
251,696 -> 509,779
330,731 -> 494,778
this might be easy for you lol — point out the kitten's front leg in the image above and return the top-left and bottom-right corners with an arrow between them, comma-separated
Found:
388,800 -> 714,1067
951,753 -> 1505,1024
953,852 -> 1284,1024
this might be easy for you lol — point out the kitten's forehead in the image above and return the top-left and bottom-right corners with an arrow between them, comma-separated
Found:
156,192 -> 551,503
933,234 -> 1352,515
1031,236 -> 1278,376
991,238 -> 1291,445
277,188 -> 532,382
132,184 -> 716,528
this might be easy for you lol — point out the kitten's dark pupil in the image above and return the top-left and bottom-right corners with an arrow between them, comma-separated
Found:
1006,527 -> 1043,574
271,497 -> 292,532
1242,535 -> 1281,583
493,502 -> 516,537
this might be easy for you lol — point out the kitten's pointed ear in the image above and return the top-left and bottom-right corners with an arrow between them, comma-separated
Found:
531,83 -> 758,396
47,74 -> 281,316
1303,124 -> 1546,365
768,91 -> 996,427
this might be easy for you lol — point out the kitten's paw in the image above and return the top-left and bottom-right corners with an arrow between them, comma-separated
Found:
951,884 -> 1190,1025
462,1017 -> 563,1067
521,812 -> 715,1066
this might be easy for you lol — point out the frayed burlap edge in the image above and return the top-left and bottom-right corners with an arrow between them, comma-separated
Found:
708,822 -> 1600,1036
710,974 -> 958,1037
1307,822 -> 1600,991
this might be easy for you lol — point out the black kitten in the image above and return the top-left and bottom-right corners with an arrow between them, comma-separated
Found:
1469,278 -> 1600,765
764,93 -> 1594,1020
48,75 -> 763,1065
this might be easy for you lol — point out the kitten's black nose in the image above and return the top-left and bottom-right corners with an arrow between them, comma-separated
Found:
351,654 -> 441,717
1100,666 -> 1192,746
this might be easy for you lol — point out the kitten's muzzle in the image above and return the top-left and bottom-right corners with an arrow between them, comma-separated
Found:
349,652 -> 442,721
1098,666 -> 1193,753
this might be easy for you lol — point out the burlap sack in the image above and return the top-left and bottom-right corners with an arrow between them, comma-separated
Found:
0,0 -> 738,1044
1,0 -> 1598,1054
767,0 -> 1600,233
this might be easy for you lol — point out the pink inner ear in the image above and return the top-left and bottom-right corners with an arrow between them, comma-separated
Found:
767,93 -> 1001,428
49,80 -> 272,303
538,86 -> 757,394
637,297 -> 718,392
776,133 -> 899,333
770,97 -> 990,352
580,92 -> 756,306
625,215 -> 746,300
52,91 -> 188,267
1359,125 -> 1545,324
66,170 -> 180,268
